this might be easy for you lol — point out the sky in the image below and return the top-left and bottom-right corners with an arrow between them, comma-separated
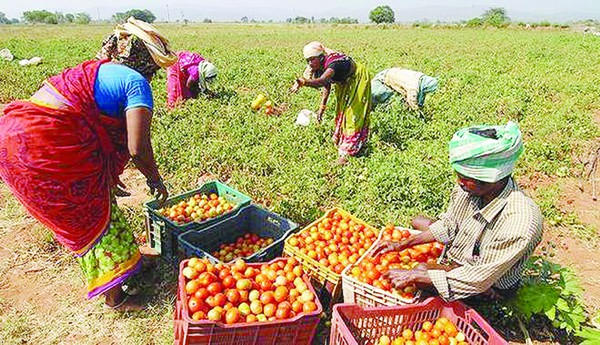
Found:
1,0 -> 599,22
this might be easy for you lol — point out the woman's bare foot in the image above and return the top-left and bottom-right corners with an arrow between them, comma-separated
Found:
337,155 -> 348,165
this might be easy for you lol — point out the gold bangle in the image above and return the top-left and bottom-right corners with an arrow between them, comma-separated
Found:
319,104 -> 326,110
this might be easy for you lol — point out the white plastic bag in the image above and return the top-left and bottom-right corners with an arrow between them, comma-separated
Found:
19,56 -> 43,67
295,109 -> 316,126
0,48 -> 13,61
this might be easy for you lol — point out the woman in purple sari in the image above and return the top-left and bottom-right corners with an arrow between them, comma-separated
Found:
167,51 -> 218,108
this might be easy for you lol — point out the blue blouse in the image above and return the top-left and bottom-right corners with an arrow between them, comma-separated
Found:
94,63 -> 153,118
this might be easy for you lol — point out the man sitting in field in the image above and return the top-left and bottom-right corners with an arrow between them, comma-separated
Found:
375,121 -> 543,301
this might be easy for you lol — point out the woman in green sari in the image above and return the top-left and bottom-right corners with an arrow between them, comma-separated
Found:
291,42 -> 371,165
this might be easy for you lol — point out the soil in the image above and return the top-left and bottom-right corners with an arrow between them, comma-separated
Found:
115,166 -> 151,210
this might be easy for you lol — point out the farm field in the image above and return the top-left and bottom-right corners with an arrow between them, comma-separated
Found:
1,23 -> 599,344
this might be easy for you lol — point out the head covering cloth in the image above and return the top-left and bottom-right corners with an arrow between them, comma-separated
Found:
449,121 -> 523,183
96,17 -> 176,78
197,60 -> 217,92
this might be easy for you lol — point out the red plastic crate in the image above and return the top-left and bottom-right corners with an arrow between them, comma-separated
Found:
330,298 -> 508,345
175,259 -> 323,345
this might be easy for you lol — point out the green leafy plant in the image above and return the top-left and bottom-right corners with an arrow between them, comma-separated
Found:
577,327 -> 600,345
509,256 -> 587,334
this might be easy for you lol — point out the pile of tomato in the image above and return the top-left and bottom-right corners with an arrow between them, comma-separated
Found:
348,225 -> 444,299
181,257 -> 319,324
211,233 -> 274,262
376,317 -> 469,345
159,193 -> 236,225
286,211 -> 378,274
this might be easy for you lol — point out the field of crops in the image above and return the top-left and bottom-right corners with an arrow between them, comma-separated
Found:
1,23 -> 599,344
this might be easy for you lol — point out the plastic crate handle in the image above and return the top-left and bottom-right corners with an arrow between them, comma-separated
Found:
465,308 -> 495,341
150,219 -> 165,255
266,215 -> 282,228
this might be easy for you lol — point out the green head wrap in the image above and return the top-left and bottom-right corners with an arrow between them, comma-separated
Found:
449,121 -> 523,183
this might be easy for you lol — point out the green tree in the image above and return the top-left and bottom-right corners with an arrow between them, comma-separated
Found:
74,13 -> 91,24
112,12 -> 128,23
369,5 -> 395,24
65,13 -> 75,23
112,9 -> 156,23
0,12 -> 10,24
55,12 -> 65,23
482,7 -> 509,26
23,10 -> 58,24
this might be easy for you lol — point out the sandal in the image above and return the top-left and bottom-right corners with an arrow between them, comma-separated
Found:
104,294 -> 146,312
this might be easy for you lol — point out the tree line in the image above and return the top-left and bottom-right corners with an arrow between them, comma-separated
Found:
0,6 -> 581,27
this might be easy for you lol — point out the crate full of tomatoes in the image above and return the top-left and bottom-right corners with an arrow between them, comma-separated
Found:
178,204 -> 298,264
144,180 -> 251,265
282,208 -> 380,308
342,225 -> 444,307
330,298 -> 507,345
174,257 -> 322,345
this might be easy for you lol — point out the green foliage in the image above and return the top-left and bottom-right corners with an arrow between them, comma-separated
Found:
509,256 -> 587,334
74,13 -> 91,24
466,18 -> 483,27
0,24 -> 599,231
0,12 -> 10,24
482,7 -> 510,27
112,9 -> 156,23
23,10 -> 58,24
65,13 -> 74,23
370,5 -> 395,24
577,327 -> 600,344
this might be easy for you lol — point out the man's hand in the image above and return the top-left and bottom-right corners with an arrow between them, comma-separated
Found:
385,264 -> 431,289
371,239 -> 409,257
411,215 -> 435,231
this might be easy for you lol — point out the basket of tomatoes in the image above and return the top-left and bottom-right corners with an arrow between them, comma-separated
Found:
330,298 -> 507,345
175,257 -> 322,345
177,204 -> 298,264
341,225 -> 444,307
144,180 -> 251,266
282,208 -> 380,309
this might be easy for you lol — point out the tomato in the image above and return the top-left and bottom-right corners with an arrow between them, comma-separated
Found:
273,286 -> 289,303
263,303 -> 276,318
194,287 -> 210,301
225,308 -> 240,324
225,289 -> 240,304
185,280 -> 200,295
275,307 -> 291,320
213,293 -> 227,307
192,311 -> 206,321
207,308 -> 221,321
188,297 -> 202,313
207,282 -> 223,295
302,301 -> 317,313
291,300 -> 303,313
260,291 -> 275,305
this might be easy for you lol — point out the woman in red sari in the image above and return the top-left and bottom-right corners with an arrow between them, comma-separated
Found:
0,18 -> 176,309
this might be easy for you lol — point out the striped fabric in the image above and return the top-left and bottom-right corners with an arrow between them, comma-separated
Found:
449,121 -> 523,183
427,178 -> 543,301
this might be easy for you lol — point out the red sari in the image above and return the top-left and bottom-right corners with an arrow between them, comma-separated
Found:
0,59 -> 130,256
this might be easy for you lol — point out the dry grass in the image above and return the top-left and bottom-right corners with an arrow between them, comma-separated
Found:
0,184 -> 176,345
